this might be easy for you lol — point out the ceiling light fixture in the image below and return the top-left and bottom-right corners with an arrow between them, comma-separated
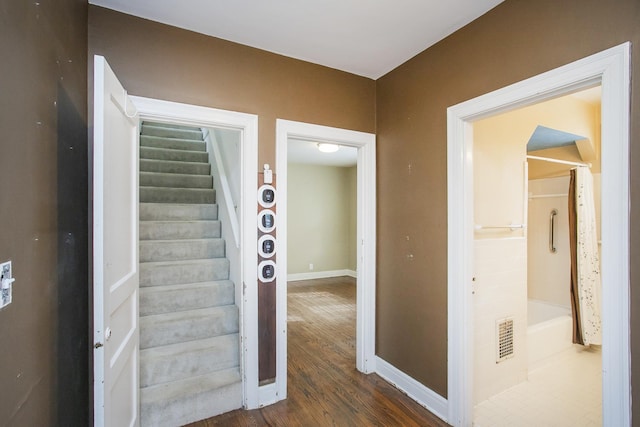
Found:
317,143 -> 339,153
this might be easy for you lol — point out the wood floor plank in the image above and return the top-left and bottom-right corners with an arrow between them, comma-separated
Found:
186,277 -> 450,426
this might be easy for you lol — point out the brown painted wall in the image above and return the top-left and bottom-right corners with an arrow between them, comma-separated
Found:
88,6 -> 376,167
0,0 -> 88,425
376,0 -> 639,400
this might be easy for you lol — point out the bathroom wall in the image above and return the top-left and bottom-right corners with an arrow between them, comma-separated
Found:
473,112 -> 529,404
474,238 -> 528,403
528,177 -> 571,307
528,174 -> 602,307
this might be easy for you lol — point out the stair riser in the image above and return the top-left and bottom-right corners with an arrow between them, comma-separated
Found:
141,125 -> 203,141
140,172 -> 213,189
140,159 -> 210,176
143,121 -> 200,131
140,334 -> 239,387
140,187 -> 215,204
139,281 -> 234,316
140,372 -> 242,427
140,259 -> 230,287
140,306 -> 239,349
140,203 -> 218,221
140,147 -> 208,163
140,221 -> 221,240
141,135 -> 206,152
140,239 -> 225,263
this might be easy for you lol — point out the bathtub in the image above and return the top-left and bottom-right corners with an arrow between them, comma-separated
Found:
527,299 -> 573,368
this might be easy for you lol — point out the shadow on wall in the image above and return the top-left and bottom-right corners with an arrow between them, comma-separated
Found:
56,84 -> 89,426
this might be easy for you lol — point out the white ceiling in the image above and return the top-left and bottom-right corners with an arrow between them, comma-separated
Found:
288,139 -> 358,167
89,0 -> 504,79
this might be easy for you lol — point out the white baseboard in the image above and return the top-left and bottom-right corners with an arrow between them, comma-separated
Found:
287,269 -> 357,282
258,382 -> 279,407
375,356 -> 448,423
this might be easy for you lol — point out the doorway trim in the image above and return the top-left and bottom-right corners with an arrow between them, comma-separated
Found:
272,119 -> 377,402
129,96 -> 262,409
446,43 -> 631,426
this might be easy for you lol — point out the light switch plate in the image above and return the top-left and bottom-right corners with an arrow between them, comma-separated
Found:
1,261 -> 13,309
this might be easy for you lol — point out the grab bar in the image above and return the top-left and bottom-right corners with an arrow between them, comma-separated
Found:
475,224 -> 525,231
549,209 -> 558,253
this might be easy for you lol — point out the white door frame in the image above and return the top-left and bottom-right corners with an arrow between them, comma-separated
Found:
128,96 -> 262,409
446,43 -> 631,426
266,119 -> 376,404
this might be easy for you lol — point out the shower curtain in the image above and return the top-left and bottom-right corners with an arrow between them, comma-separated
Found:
568,167 -> 602,346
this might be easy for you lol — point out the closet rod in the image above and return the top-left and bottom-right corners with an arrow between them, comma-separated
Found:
526,155 -> 591,168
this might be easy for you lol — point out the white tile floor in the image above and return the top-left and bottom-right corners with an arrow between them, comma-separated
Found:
474,346 -> 602,427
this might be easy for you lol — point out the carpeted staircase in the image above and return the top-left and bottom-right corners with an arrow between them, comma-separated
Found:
138,122 -> 242,426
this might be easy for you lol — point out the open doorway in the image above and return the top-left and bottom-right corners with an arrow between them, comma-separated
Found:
471,86 -> 602,426
272,119 -> 376,403
446,43 -> 630,427
285,138 -> 358,410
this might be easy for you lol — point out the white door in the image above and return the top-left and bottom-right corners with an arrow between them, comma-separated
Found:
93,55 -> 140,427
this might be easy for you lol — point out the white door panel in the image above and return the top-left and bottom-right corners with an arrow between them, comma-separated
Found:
93,55 -> 139,427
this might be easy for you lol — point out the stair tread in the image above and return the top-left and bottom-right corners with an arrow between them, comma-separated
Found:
140,185 -> 214,191
141,140 -> 206,152
140,158 -> 209,167
139,171 -> 214,189
140,305 -> 238,348
141,305 -> 237,322
140,368 -> 241,401
139,219 -> 219,224
140,333 -> 238,359
139,258 -> 230,287
143,122 -> 201,131
140,171 -> 211,178
141,135 -> 206,144
139,280 -> 234,315
143,123 -> 200,129
139,146 -> 209,163
140,280 -> 233,294
141,125 -> 202,134
140,220 -> 221,241
140,258 -> 227,267
139,237 -> 225,262
139,237 -> 224,244
139,334 -> 239,387
140,187 -> 216,203
140,202 -> 217,208
140,146 -> 208,156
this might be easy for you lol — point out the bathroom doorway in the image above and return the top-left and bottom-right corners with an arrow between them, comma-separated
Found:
446,43 -> 630,427
471,87 -> 602,426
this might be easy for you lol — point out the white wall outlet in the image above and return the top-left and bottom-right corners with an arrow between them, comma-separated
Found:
309,263 -> 314,271
1,261 -> 15,309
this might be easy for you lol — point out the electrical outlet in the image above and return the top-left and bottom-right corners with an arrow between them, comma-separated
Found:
309,263 -> 314,271
1,261 -> 14,309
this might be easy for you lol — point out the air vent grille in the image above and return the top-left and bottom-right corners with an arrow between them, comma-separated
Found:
496,318 -> 514,363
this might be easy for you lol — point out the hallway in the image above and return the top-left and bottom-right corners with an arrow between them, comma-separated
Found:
188,276 -> 449,426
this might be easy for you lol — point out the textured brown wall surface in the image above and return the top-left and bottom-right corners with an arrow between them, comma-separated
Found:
376,0 -> 639,399
88,6 -> 376,167
0,0 -> 88,425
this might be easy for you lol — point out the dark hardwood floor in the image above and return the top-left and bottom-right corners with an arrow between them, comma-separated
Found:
187,276 -> 449,426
